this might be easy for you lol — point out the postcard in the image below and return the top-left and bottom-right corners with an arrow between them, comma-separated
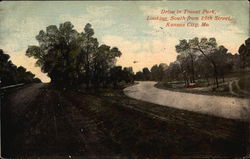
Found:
1,1 -> 249,158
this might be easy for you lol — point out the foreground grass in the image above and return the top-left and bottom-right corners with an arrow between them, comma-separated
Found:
156,71 -> 250,98
71,87 -> 249,158
2,83 -> 249,158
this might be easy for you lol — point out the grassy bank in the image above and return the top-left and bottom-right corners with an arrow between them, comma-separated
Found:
71,88 -> 249,158
2,83 -> 249,158
156,71 -> 250,98
155,81 -> 232,97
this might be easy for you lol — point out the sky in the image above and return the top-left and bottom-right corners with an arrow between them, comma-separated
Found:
0,1 -> 249,82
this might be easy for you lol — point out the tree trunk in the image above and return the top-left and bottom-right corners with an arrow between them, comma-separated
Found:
189,53 -> 195,83
86,36 -> 90,89
206,76 -> 210,86
198,46 -> 219,88
212,62 -> 219,88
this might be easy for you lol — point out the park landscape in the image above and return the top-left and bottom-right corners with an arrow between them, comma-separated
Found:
0,1 -> 250,159
0,20 -> 250,159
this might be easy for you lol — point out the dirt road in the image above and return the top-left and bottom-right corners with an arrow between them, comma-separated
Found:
1,83 -> 117,158
124,81 -> 250,121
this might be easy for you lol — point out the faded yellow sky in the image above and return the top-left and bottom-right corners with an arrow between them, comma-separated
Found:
0,1 -> 249,82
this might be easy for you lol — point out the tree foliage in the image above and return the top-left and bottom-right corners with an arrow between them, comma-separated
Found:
175,39 -> 196,83
238,38 -> 250,68
135,64 -> 168,81
26,22 -> 125,88
0,49 -> 41,87
134,37 -> 249,88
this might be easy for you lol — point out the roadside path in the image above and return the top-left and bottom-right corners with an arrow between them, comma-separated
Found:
124,81 -> 250,121
229,80 -> 239,96
2,83 -> 114,157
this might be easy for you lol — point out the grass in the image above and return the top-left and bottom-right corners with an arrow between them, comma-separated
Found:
156,71 -> 250,98
73,88 -> 249,158
2,83 -> 249,158
155,81 -> 235,97
195,80 -> 209,87
156,81 -> 173,88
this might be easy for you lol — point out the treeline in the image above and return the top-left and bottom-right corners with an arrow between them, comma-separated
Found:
0,49 -> 41,87
26,22 -> 134,88
135,37 -> 250,88
135,63 -> 168,81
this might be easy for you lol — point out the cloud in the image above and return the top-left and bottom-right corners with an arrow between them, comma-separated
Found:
139,5 -> 247,54
0,16 -> 42,52
102,35 -> 178,72
1,1 -> 247,80
0,15 -> 50,82
0,5 -> 116,82
101,35 -> 141,54
59,6 -> 115,32
86,6 -> 114,18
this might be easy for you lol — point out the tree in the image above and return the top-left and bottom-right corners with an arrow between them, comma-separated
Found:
213,46 -> 233,82
238,38 -> 250,68
80,23 -> 99,88
142,67 -> 151,80
189,37 -> 225,88
26,22 -> 80,86
163,37 -> 248,88
135,71 -> 144,81
110,66 -> 123,88
0,50 -> 15,86
26,22 -> 122,88
150,64 -> 167,81
175,39 -> 197,83
122,67 -> 134,83
92,44 -> 122,87
150,65 -> 159,81
176,55 -> 190,85
0,49 -> 40,86
195,55 -> 213,85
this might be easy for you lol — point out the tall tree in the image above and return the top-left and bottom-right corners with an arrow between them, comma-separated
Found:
82,23 -> 98,88
110,66 -> 123,88
189,37 -> 224,88
142,67 -> 151,80
238,38 -> 250,68
176,55 -> 190,85
122,67 -> 134,83
175,39 -> 196,83
1,49 -> 40,86
135,71 -> 144,81
213,46 -> 233,82
150,65 -> 159,81
92,44 -> 122,87
26,22 -> 80,86
150,64 -> 167,81
26,22 -> 123,88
